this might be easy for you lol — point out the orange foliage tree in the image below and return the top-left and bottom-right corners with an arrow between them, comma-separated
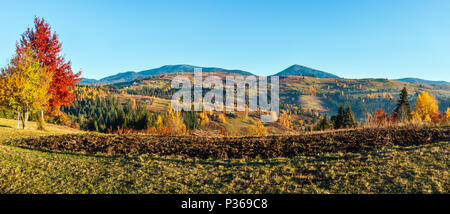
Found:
444,108 -> 450,121
368,108 -> 387,126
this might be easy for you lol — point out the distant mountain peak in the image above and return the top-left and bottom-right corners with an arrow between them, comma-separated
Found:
394,78 -> 450,85
290,64 -> 313,69
274,65 -> 340,78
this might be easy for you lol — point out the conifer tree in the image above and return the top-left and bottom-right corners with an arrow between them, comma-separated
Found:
343,104 -> 357,128
314,113 -> 332,131
331,104 -> 345,129
393,87 -> 412,122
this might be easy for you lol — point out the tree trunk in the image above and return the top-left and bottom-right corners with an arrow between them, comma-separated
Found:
16,111 -> 21,129
38,109 -> 46,130
21,111 -> 29,129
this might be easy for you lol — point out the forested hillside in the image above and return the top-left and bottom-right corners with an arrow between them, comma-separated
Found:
88,72 -> 450,120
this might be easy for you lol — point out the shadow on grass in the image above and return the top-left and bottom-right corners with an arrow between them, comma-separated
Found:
6,144 -> 121,160
5,143 -> 288,166
145,156 -> 289,167
0,124 -> 12,128
1,144 -> 376,167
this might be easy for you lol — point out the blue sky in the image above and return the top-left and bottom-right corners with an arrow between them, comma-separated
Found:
0,0 -> 449,81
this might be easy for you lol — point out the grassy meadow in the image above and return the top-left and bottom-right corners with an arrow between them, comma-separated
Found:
0,118 -> 448,194
0,118 -> 83,142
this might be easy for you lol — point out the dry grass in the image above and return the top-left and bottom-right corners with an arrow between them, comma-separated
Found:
0,141 -> 448,194
0,118 -> 83,142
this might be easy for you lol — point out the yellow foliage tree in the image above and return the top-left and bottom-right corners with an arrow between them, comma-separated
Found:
155,115 -> 163,129
130,98 -> 137,110
246,120 -> 267,136
165,103 -> 186,135
0,48 -> 52,129
73,86 -> 107,100
444,108 -> 450,121
199,109 -> 210,126
412,91 -> 439,122
218,112 -> 227,123
411,111 -> 421,121
244,104 -> 249,119
278,110 -> 292,129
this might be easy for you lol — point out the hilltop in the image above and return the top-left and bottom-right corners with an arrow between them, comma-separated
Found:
273,64 -> 340,78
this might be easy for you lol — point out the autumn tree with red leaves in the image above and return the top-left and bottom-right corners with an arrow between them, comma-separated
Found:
372,109 -> 387,125
16,17 -> 81,115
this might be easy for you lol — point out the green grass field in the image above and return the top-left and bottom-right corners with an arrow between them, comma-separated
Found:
0,118 -> 448,194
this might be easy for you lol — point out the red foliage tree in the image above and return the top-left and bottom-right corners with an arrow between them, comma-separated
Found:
373,109 -> 387,125
16,17 -> 81,112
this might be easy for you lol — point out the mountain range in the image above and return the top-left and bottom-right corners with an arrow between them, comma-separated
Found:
79,64 -> 449,85
81,65 -> 253,84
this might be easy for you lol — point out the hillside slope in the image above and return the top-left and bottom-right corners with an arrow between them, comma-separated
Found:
112,73 -> 450,120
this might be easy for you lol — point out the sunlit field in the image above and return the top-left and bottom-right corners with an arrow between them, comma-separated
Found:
0,118 -> 448,194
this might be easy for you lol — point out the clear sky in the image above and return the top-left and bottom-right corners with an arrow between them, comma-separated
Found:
0,0 -> 449,81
